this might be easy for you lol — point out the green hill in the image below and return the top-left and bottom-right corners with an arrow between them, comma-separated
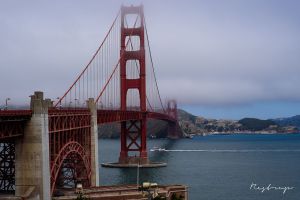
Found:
238,118 -> 276,131
177,109 -> 196,123
272,115 -> 300,129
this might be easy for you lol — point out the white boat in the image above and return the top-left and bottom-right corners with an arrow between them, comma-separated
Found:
150,147 -> 166,152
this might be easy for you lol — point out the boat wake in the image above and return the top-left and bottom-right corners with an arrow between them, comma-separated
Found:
150,148 -> 300,153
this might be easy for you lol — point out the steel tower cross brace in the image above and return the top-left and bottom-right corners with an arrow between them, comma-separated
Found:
119,5 -> 148,164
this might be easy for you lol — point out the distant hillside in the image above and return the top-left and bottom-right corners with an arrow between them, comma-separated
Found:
178,110 -> 244,135
272,115 -> 300,129
97,110 -> 300,138
178,111 -> 298,135
238,118 -> 276,131
178,109 -> 196,123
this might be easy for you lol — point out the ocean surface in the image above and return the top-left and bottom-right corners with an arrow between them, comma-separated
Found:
98,134 -> 300,200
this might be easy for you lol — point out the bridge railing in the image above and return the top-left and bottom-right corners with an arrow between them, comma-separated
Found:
96,109 -> 177,124
0,110 -> 32,117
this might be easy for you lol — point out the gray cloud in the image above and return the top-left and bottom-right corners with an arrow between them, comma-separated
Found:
0,0 -> 300,108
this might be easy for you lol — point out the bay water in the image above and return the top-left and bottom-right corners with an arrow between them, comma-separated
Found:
99,134 -> 300,200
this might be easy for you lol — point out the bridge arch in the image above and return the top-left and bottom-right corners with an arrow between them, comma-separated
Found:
50,141 -> 91,195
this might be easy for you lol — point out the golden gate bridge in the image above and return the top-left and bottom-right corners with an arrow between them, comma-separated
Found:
0,5 -> 182,198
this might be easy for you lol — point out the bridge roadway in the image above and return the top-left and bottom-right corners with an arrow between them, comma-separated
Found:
0,109 -> 176,140
0,110 -> 32,139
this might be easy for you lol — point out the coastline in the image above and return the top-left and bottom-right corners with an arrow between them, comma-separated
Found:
186,131 -> 300,137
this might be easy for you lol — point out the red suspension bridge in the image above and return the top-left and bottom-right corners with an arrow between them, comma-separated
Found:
0,5 -> 182,199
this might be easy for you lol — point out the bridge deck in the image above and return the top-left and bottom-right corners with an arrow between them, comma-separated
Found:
97,109 -> 176,124
0,110 -> 32,140
0,109 -> 176,141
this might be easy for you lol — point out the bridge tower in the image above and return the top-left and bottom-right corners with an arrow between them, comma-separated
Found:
119,5 -> 148,164
167,100 -> 178,120
167,100 -> 183,139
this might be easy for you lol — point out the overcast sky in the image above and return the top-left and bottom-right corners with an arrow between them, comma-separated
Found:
1,0 -> 300,119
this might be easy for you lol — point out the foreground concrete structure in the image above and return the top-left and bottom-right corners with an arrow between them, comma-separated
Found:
1,185 -> 188,200
15,92 -> 51,199
88,98 -> 100,187
53,185 -> 188,200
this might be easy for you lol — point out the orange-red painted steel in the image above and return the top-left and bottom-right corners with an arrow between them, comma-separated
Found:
119,5 -> 148,161
97,110 -> 176,124
48,109 -> 91,195
0,110 -> 31,140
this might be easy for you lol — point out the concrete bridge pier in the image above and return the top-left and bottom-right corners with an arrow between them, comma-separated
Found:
15,91 -> 51,199
87,98 -> 99,186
